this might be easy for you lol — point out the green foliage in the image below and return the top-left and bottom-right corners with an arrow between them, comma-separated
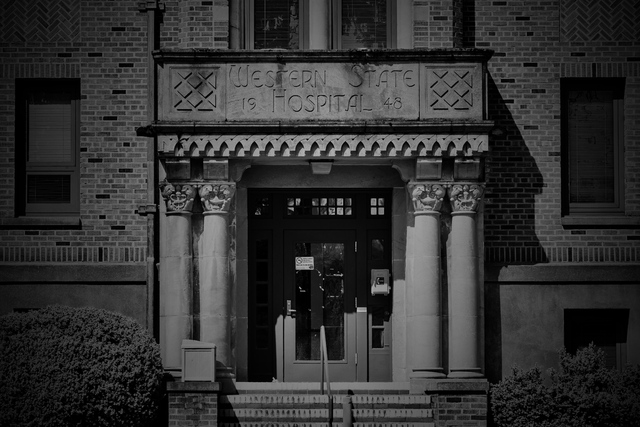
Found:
0,305 -> 164,427
491,344 -> 640,427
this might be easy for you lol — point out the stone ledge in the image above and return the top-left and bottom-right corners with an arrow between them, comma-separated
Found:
485,263 -> 640,283
410,378 -> 489,394
166,381 -> 221,393
0,263 -> 147,282
0,216 -> 81,230
561,215 -> 640,229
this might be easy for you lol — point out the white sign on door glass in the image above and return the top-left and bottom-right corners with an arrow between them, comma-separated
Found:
295,256 -> 314,270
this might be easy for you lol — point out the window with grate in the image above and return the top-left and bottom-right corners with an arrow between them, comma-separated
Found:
562,78 -> 625,216
244,0 -> 399,50
16,79 -> 80,216
336,0 -> 390,49
249,0 -> 302,49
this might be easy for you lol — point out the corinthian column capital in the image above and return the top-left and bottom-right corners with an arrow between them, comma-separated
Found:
199,183 -> 236,214
408,182 -> 446,213
448,184 -> 484,213
160,181 -> 196,213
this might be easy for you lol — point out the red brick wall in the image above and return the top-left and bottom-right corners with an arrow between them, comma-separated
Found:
415,0 -> 463,48
436,393 -> 488,426
471,0 -> 640,264
167,383 -> 219,427
0,2 -> 149,264
162,0 -> 228,49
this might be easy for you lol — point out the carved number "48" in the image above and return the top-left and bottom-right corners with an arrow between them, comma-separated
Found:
384,97 -> 402,109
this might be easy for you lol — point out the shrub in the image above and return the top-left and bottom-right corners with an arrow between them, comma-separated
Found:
491,344 -> 640,427
0,305 -> 164,427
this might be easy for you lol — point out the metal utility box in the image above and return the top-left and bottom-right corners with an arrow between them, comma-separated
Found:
181,339 -> 216,382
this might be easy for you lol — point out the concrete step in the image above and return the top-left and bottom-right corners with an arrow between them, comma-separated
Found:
219,424 -> 434,427
219,388 -> 434,426
220,424 -> 434,427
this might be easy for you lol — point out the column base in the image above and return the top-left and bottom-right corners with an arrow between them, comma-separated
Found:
410,369 -> 447,379
448,369 -> 484,379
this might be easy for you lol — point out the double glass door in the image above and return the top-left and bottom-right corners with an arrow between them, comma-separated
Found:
248,190 -> 392,382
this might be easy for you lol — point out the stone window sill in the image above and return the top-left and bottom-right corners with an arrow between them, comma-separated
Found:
561,215 -> 640,229
0,216 -> 81,230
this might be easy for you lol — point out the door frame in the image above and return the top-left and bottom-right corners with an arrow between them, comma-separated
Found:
247,189 -> 392,382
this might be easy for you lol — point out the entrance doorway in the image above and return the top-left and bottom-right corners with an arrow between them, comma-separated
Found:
248,190 -> 392,382
284,230 -> 357,380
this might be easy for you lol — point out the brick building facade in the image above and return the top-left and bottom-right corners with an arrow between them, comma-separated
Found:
1,1 -> 639,425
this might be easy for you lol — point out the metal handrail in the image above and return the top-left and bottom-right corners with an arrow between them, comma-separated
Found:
320,325 -> 331,395
319,325 -> 333,426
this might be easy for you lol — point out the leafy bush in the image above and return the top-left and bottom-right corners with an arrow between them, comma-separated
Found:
0,305 -> 164,427
491,344 -> 640,427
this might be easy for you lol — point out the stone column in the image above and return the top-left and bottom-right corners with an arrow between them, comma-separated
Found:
308,0 -> 330,49
447,184 -> 484,378
198,183 -> 235,376
159,182 -> 196,371
407,183 -> 446,378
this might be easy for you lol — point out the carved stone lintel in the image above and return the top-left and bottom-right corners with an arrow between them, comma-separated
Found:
409,183 -> 446,213
160,182 -> 196,213
199,183 -> 236,213
449,184 -> 484,212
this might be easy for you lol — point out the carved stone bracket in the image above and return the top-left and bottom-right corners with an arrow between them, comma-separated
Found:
199,183 -> 236,214
448,183 -> 484,213
409,183 -> 446,213
160,182 -> 196,213
160,181 -> 236,215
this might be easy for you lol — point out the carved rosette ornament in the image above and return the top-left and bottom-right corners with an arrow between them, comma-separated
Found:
160,182 -> 196,213
449,184 -> 484,212
409,183 -> 446,213
199,183 -> 235,214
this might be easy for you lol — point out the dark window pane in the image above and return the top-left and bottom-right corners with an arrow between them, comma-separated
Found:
256,306 -> 269,327
371,306 -> 386,326
256,283 -> 268,304
27,175 -> 71,203
256,261 -> 269,282
371,239 -> 384,260
253,197 -> 271,216
28,95 -> 73,164
256,327 -> 269,348
295,242 -> 345,361
568,90 -> 615,203
254,0 -> 300,49
255,239 -> 269,259
342,0 -> 387,49
372,328 -> 384,348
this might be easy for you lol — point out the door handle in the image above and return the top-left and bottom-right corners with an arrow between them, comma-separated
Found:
286,299 -> 296,317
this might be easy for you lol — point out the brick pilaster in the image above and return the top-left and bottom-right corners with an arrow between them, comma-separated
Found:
166,382 -> 220,427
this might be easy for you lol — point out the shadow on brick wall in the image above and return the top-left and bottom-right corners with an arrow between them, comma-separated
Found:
484,75 -> 549,383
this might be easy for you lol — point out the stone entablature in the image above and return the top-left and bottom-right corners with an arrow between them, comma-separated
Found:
154,49 -> 493,123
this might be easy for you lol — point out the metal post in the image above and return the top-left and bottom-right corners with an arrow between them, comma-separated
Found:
342,395 -> 353,427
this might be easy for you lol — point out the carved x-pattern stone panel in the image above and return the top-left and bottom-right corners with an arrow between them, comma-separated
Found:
422,65 -> 483,119
173,69 -> 220,112
429,70 -> 473,111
